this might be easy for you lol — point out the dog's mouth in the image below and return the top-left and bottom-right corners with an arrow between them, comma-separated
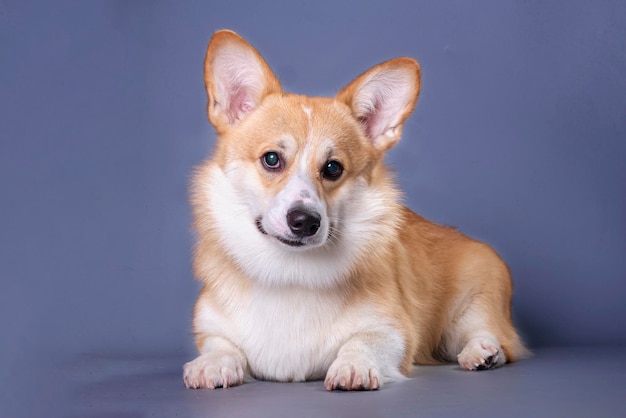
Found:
255,217 -> 305,247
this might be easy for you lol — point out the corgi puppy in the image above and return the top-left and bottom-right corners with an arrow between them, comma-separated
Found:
183,30 -> 529,391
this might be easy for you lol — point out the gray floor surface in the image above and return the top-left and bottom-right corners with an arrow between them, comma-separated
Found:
3,346 -> 625,417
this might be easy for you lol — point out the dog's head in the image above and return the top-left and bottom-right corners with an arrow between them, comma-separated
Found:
197,30 -> 420,287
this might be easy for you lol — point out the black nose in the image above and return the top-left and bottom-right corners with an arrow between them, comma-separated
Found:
286,208 -> 321,237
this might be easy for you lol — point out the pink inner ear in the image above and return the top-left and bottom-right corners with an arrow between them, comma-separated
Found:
358,114 -> 375,139
358,101 -> 387,140
351,67 -> 415,143
227,87 -> 256,124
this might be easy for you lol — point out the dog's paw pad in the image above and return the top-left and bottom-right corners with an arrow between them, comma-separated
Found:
458,337 -> 505,371
475,350 -> 499,370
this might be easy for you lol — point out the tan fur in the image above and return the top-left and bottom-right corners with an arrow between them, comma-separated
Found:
184,30 -> 528,391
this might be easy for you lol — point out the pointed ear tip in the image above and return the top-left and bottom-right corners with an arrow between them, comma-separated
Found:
208,30 -> 245,51
205,30 -> 258,74
211,29 -> 243,41
392,57 -> 421,78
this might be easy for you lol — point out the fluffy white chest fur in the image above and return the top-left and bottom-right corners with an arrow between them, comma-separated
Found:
194,284 -> 402,382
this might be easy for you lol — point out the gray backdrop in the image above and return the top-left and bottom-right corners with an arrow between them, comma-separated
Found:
1,0 -> 625,410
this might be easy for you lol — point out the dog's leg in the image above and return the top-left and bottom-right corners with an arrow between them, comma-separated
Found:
446,296 -> 527,371
325,329 -> 405,391
442,244 -> 529,371
183,336 -> 248,389
443,289 -> 516,371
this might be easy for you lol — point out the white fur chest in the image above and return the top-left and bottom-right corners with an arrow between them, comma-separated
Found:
195,284 -> 360,382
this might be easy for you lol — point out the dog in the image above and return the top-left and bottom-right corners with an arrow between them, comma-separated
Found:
183,30 -> 529,391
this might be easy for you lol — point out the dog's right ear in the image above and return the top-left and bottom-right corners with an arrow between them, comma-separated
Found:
204,30 -> 282,133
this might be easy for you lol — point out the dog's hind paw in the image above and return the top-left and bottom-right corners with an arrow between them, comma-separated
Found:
457,336 -> 506,371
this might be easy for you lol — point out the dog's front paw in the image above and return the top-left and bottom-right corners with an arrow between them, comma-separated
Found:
325,355 -> 381,391
457,336 -> 506,371
183,351 -> 245,389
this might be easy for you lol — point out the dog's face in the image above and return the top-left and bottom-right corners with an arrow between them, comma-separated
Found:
198,31 -> 420,286
216,94 -> 377,250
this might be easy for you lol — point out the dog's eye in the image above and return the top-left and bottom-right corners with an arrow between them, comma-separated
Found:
322,160 -> 343,180
262,152 -> 282,170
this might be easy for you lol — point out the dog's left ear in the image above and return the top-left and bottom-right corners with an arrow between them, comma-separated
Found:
337,58 -> 421,152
